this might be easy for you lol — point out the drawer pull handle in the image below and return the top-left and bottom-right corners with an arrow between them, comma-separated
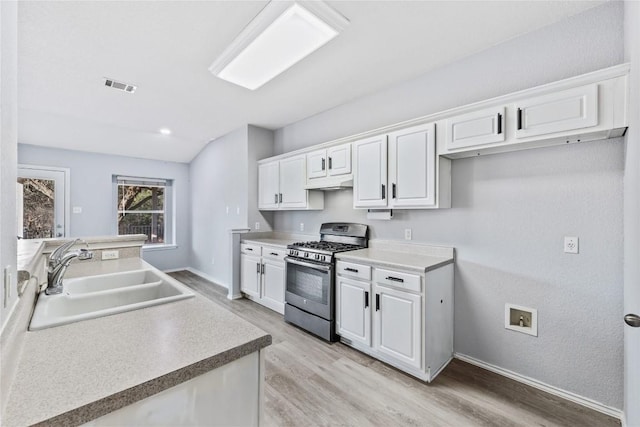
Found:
375,294 -> 380,311
270,252 -> 278,256
246,248 -> 253,251
385,276 -> 404,283
364,291 -> 369,308
345,267 -> 359,273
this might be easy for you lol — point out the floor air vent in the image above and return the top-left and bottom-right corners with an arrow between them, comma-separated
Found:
104,78 -> 137,93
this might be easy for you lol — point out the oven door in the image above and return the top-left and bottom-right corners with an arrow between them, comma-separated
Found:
285,257 -> 333,320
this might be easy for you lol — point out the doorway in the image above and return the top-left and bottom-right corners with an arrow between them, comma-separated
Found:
17,165 -> 69,239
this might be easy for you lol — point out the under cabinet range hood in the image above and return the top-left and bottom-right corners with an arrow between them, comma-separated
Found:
304,177 -> 353,190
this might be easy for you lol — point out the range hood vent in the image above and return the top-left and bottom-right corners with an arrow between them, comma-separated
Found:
305,177 -> 353,191
104,78 -> 137,93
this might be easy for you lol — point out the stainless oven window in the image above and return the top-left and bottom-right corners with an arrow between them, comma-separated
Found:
286,263 -> 328,305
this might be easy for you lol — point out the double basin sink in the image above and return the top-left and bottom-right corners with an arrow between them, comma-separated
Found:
30,269 -> 194,331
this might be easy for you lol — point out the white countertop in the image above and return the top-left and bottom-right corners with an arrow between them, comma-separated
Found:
335,241 -> 454,273
3,258 -> 271,426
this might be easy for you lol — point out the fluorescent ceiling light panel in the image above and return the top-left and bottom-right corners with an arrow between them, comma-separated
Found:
210,1 -> 348,90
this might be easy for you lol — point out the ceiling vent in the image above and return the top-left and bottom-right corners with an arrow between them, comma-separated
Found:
104,78 -> 137,93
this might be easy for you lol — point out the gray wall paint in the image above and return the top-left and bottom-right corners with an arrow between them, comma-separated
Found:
0,0 -> 18,330
272,2 -> 624,408
623,1 -> 640,424
17,144 -> 191,271
247,125 -> 274,232
189,125 -> 275,287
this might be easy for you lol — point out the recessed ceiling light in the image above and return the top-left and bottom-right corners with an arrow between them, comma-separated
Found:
209,1 -> 349,90
159,128 -> 171,135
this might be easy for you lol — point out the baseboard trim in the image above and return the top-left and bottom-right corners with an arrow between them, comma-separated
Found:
162,267 -> 188,273
185,267 -> 229,289
454,353 -> 622,420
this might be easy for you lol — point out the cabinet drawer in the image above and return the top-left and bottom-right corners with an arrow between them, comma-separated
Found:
262,247 -> 287,261
241,243 -> 261,255
336,261 -> 371,281
374,268 -> 421,293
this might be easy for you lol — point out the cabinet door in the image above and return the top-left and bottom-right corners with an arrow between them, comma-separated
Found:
388,123 -> 436,208
262,259 -> 285,314
258,161 -> 280,209
279,155 -> 308,208
445,106 -> 505,150
307,149 -> 327,180
353,135 -> 388,208
240,253 -> 261,298
375,285 -> 421,369
327,143 -> 352,176
337,277 -> 371,347
515,83 -> 598,139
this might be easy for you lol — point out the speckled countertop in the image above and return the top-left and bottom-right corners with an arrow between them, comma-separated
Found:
241,232 -> 317,248
3,258 -> 271,427
335,241 -> 455,273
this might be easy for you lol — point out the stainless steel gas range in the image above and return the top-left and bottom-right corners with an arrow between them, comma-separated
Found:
284,222 -> 368,341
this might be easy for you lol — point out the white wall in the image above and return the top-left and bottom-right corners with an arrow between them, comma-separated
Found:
189,125 -> 274,286
0,0 -> 18,330
17,144 -> 191,271
272,2 -> 624,408
623,1 -> 640,425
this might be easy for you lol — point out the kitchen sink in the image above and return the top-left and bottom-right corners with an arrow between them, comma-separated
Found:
64,269 -> 165,294
29,269 -> 194,331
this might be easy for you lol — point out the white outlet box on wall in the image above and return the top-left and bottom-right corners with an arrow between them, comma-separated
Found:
505,303 -> 538,336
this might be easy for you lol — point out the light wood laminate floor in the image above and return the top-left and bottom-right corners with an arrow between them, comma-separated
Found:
168,271 -> 619,427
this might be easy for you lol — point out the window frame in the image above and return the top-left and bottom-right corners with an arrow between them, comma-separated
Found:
113,175 -> 175,248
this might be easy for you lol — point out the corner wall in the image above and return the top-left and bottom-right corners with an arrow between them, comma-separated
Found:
272,2 -> 624,409
188,125 -> 274,287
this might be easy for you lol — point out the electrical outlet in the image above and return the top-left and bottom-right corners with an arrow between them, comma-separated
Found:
226,206 -> 229,215
255,222 -> 260,230
102,250 -> 119,260
236,206 -> 240,215
211,256 -> 215,265
300,223 -> 304,232
404,229 -> 412,240
564,236 -> 579,254
73,206 -> 82,214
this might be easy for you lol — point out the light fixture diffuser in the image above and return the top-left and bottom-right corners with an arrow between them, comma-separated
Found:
209,1 -> 348,90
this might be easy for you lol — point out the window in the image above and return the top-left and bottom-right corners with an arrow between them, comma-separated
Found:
115,176 -> 173,245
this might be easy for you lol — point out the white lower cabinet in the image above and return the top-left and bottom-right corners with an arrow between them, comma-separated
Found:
337,276 -> 371,347
336,260 -> 454,382
240,243 -> 286,314
375,286 -> 421,369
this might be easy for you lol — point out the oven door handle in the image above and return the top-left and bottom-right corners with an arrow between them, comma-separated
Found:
285,257 -> 332,272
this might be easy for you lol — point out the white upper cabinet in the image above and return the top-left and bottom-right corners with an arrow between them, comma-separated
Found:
327,143 -> 352,176
305,142 -> 352,188
258,156 -> 324,211
306,149 -> 327,179
279,155 -> 307,208
353,123 -> 448,210
353,135 -> 388,208
438,68 -> 627,158
258,161 -> 279,209
445,106 -> 505,150
515,83 -> 598,139
388,123 -> 436,208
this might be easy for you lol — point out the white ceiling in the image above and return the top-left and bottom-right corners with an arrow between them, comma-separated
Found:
17,1 -> 605,163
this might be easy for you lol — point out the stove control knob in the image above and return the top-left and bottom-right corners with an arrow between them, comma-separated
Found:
304,252 -> 309,258
321,255 -> 326,262
315,254 -> 320,260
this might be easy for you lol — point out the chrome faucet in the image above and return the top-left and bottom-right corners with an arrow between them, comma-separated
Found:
46,239 -> 93,295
